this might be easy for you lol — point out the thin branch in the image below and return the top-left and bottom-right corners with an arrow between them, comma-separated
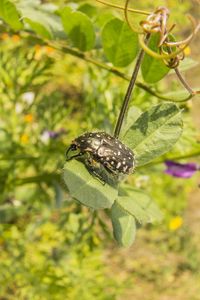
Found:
20,32 -> 195,103
47,42 -> 195,103
124,0 -> 143,33
95,0 -> 150,15
114,33 -> 151,138
138,150 -> 200,168
174,67 -> 194,95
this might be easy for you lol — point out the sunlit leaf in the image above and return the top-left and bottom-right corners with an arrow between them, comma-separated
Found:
122,103 -> 183,166
117,187 -> 163,224
102,18 -> 139,67
120,106 -> 142,137
17,1 -> 63,39
141,34 -> 170,83
95,12 -> 114,28
111,201 -> 136,247
78,3 -> 97,19
61,7 -> 95,51
0,0 -> 22,30
24,18 -> 52,39
162,89 -> 199,102
63,160 -> 118,209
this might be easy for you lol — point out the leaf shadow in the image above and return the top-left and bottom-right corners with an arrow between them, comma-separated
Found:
132,104 -> 177,135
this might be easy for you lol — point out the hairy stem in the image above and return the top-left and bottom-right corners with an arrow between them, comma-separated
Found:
114,33 -> 151,138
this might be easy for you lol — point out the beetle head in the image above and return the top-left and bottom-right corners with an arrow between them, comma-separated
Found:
66,143 -> 82,160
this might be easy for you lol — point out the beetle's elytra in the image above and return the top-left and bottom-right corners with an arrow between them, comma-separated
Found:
66,132 -> 135,177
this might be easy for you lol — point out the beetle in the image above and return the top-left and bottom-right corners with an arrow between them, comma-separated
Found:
66,132 -> 135,181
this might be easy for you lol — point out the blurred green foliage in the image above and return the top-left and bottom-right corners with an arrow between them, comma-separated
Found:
0,0 -> 200,299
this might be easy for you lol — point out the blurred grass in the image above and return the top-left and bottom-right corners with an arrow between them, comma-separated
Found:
0,1 -> 200,299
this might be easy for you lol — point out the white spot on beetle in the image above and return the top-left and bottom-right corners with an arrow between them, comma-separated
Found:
122,161 -> 126,165
116,162 -> 121,169
111,161 -> 114,165
117,151 -> 121,156
123,165 -> 128,172
119,144 -> 122,149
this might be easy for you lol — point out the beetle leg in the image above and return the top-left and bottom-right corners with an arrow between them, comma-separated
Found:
89,168 -> 106,185
84,153 -> 106,184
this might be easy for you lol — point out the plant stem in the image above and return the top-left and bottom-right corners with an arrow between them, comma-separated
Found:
96,0 -> 149,15
174,67 -> 194,95
20,31 -> 193,103
138,150 -> 200,169
114,33 -> 151,138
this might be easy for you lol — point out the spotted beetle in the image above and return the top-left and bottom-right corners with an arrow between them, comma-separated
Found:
66,132 -> 135,181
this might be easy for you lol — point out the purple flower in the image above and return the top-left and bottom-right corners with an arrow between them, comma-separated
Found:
164,160 -> 199,178
40,129 -> 66,144
47,130 -> 60,139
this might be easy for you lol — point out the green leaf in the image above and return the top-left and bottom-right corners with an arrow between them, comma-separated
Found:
102,18 -> 139,67
120,106 -> 142,137
117,188 -> 163,224
95,12 -> 114,28
17,1 -> 63,39
111,201 -> 136,247
122,103 -> 183,166
175,57 -> 199,72
63,160 -> 118,209
24,18 -> 52,39
0,0 -> 22,30
60,7 -> 95,51
141,34 -> 170,83
78,3 -> 97,19
162,89 -> 200,102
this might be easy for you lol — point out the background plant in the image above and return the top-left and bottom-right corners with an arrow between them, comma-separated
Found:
0,0 -> 200,299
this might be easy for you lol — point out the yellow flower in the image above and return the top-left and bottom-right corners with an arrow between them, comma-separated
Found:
1,33 -> 9,40
184,46 -> 191,56
34,44 -> 42,60
20,134 -> 29,144
12,34 -> 20,42
43,46 -> 55,54
169,216 -> 183,231
24,114 -> 33,123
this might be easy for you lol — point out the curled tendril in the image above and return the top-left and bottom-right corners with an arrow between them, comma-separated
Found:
124,0 -> 143,33
96,0 -> 200,96
140,6 -> 170,41
109,1 -> 200,68
165,16 -> 200,47
139,14 -> 200,65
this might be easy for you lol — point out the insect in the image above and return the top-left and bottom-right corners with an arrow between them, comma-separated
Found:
66,132 -> 135,181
